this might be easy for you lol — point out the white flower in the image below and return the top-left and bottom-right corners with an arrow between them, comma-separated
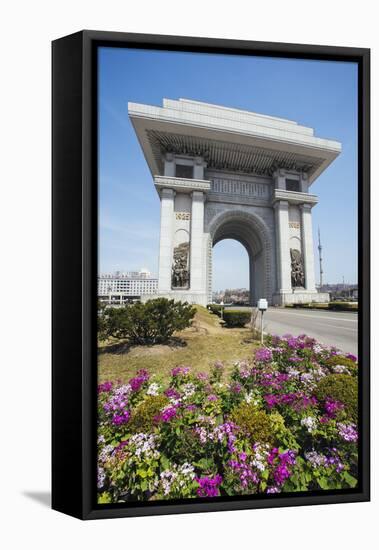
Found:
287,368 -> 300,379
333,364 -> 349,374
301,416 -> 318,433
146,382 -> 160,396
300,372 -> 316,390
182,383 -> 196,400
97,466 -> 106,488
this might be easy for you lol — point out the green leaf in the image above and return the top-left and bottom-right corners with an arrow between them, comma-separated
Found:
261,469 -> 269,480
98,492 -> 112,504
160,454 -> 170,470
342,472 -> 357,488
317,477 -> 330,490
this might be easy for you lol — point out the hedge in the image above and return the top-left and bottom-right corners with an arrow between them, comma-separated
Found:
207,304 -> 223,316
222,309 -> 251,327
328,302 -> 358,311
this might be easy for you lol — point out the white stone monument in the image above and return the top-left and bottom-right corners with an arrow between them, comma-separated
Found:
128,99 -> 341,306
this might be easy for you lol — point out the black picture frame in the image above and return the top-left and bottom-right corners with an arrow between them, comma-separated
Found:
52,30 -> 370,520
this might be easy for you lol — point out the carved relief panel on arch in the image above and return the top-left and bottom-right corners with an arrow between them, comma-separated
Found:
172,193 -> 191,289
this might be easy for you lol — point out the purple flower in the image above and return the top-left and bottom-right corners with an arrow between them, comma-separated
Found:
103,384 -> 131,418
324,398 -> 344,418
267,486 -> 281,494
346,353 -> 357,362
337,422 -> 358,442
171,366 -> 190,377
230,382 -> 242,394
273,463 -> 291,485
287,337 -> 302,350
112,410 -> 130,426
213,361 -> 224,371
279,450 -> 297,466
114,440 -> 129,452
155,405 -> 178,423
129,369 -> 149,392
228,458 -> 258,489
255,348 -> 273,363
207,394 -> 218,402
164,388 -> 180,400
264,394 -> 279,408
196,475 -> 223,497
98,381 -> 113,394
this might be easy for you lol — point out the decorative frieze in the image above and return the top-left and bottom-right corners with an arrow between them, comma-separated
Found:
210,177 -> 270,199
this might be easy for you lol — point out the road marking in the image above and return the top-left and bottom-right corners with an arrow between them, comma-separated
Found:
265,320 -> 357,333
310,322 -> 357,332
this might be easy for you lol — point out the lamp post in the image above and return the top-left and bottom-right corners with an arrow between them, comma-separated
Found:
257,298 -> 268,344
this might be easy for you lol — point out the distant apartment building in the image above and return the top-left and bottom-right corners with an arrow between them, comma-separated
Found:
98,268 -> 158,304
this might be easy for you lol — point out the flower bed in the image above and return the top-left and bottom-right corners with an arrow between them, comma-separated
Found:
97,334 -> 358,503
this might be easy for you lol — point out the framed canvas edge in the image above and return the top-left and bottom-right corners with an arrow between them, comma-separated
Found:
52,30 -> 370,520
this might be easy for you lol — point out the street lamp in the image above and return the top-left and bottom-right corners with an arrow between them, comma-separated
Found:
257,298 -> 268,344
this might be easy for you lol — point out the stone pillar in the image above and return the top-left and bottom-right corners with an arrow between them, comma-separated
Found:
274,200 -> 292,293
193,156 -> 205,180
300,204 -> 317,291
164,153 -> 175,177
300,172 -> 309,193
190,191 -> 205,291
273,168 -> 286,190
158,188 -> 175,292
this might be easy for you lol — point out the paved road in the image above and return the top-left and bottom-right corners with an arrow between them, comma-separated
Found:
226,307 -> 358,355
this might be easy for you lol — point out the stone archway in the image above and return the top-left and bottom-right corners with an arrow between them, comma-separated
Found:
129,98 -> 339,306
206,209 -> 274,305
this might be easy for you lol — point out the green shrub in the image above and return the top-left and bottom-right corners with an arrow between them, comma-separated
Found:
103,298 -> 196,345
230,403 -> 274,444
166,425 -> 210,465
223,309 -> 251,327
128,395 -> 169,433
208,304 -> 222,316
325,355 -> 358,375
315,374 -> 358,422
329,302 -> 358,311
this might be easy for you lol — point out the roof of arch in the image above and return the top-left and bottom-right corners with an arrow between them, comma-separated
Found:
129,98 -> 341,184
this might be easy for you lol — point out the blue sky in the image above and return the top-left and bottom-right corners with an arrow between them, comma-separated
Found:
99,47 -> 358,289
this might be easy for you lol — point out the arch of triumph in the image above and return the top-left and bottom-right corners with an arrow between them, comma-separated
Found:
128,99 -> 341,306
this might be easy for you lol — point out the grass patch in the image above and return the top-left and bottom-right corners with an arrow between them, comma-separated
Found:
98,306 -> 258,385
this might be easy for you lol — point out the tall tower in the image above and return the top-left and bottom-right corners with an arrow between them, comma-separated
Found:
318,227 -> 323,289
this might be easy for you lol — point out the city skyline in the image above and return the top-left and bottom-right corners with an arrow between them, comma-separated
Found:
99,48 -> 358,290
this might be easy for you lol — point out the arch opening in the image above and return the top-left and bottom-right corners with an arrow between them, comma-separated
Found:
207,209 -> 273,306
212,239 -> 250,304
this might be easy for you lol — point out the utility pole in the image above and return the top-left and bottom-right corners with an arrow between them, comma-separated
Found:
318,227 -> 323,289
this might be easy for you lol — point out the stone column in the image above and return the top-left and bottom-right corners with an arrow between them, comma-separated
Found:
300,204 -> 316,291
300,172 -> 309,193
193,156 -> 205,180
164,153 -> 175,177
158,188 -> 175,292
190,191 -> 205,291
273,168 -> 286,190
274,200 -> 292,293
